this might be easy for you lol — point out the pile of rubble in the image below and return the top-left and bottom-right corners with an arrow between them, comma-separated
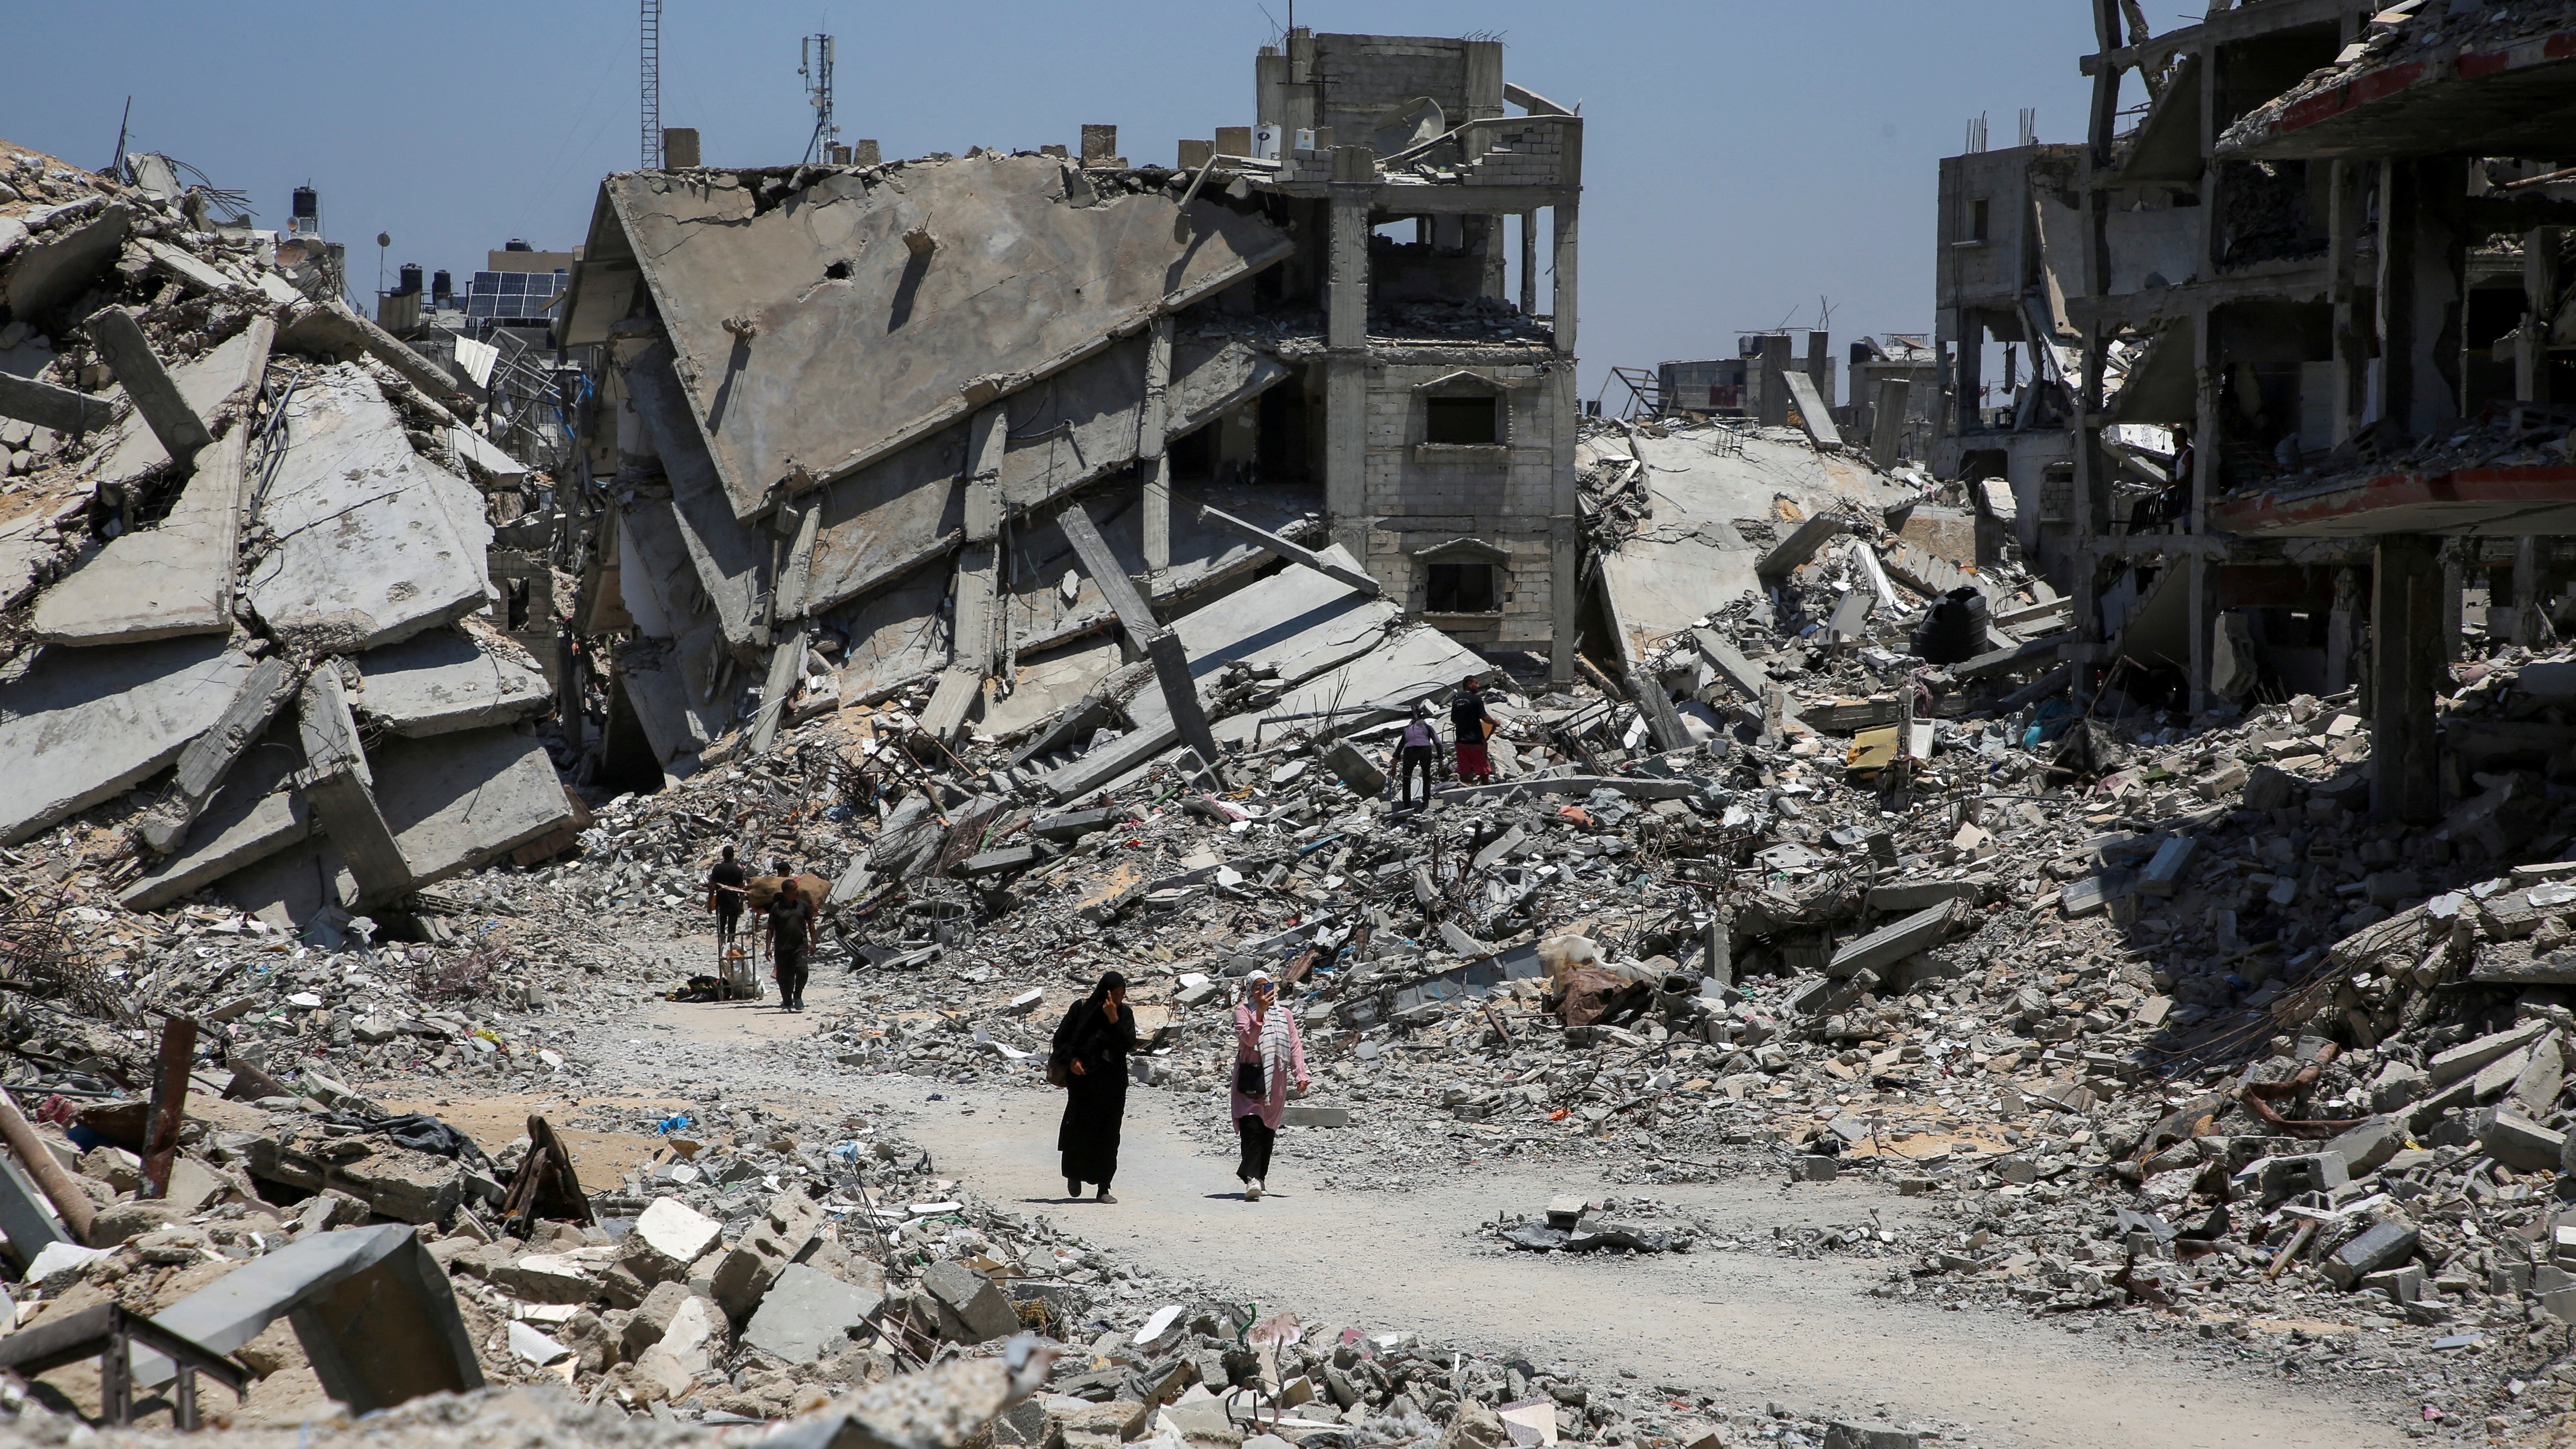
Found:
0,137 -> 580,936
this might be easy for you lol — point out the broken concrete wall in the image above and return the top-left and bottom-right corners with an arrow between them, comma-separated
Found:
800,331 -> 1292,620
587,155 -> 1292,520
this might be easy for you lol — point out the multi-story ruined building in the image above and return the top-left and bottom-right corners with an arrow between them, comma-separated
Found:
1931,0 -> 2576,821
554,30 -> 1582,785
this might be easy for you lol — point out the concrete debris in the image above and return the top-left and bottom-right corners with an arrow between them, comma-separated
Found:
9,7 -> 2576,1443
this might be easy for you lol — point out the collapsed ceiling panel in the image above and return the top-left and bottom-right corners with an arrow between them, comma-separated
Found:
601,155 -> 1294,521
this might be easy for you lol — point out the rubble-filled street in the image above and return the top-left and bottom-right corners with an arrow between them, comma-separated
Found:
7,5 -> 2576,1449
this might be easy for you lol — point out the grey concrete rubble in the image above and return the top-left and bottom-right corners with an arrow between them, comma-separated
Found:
0,142 -> 583,926
11,7 -> 2576,1442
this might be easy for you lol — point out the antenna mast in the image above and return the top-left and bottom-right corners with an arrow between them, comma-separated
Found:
801,35 -> 838,164
640,0 -> 663,170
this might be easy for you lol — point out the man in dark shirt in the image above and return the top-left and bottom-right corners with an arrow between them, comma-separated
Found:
1450,675 -> 1493,784
767,875 -> 818,1012
706,846 -> 748,947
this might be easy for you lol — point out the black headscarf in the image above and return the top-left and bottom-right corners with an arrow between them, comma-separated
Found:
1088,970 -> 1128,1005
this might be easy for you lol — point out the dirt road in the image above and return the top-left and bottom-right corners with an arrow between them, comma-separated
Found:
595,970 -> 2407,1449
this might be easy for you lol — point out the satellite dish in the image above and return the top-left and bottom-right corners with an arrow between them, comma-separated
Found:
376,232 -> 391,248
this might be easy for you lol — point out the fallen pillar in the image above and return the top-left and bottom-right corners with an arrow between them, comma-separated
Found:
296,668 -> 412,907
0,369 -> 115,435
134,1223 -> 483,1412
86,307 -> 213,469
137,653 -> 303,854
1689,627 -> 1770,701
1826,900 -> 1965,979
1058,497 -> 1227,784
1952,633 -> 2068,680
1779,369 -> 1843,448
1869,378 -> 1910,469
1191,499 -> 1381,598
1757,514 -> 1851,582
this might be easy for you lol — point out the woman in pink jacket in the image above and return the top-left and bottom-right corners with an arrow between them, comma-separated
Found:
1230,971 -> 1309,1201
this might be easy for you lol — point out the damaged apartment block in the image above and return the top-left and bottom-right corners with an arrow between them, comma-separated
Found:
556,29 -> 1583,792
1932,0 -> 2576,823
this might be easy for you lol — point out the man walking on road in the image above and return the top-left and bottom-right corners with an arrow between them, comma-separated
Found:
767,875 -> 817,1011
706,845 -> 749,948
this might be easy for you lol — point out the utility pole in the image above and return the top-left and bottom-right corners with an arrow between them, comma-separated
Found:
800,35 -> 837,164
640,0 -> 663,170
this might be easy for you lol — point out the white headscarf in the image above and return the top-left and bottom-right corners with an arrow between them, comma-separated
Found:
1245,971 -> 1290,1095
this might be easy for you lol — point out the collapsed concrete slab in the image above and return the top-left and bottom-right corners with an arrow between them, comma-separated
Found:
0,635 -> 261,844
353,627 -> 550,737
1584,428 -> 1908,658
119,724 -> 312,911
367,725 -> 578,884
243,366 -> 492,655
2,202 -> 130,321
74,319 -> 272,502
134,651 -> 303,853
608,639 -> 727,773
573,154 -> 1293,520
1034,548 -> 1423,799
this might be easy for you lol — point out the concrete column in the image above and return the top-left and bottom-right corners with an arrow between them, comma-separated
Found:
2370,534 -> 2443,823
1139,316 -> 1173,573
1951,319 -> 1980,435
2377,157 -> 2468,440
1549,351 -> 1580,692
2439,538 -> 2465,664
1325,149 -> 1374,564
2327,161 -> 2367,444
2325,563 -> 2360,694
2514,534 -> 2547,647
1519,212 -> 1538,316
1550,196 -> 1579,356
1757,334 -> 1792,427
2186,551 -> 2217,715
2523,226 -> 2562,405
2191,305 -> 2219,530
1805,330 -> 1831,412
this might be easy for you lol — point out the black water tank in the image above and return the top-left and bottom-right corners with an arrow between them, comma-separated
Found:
397,263 -> 423,295
291,186 -> 318,222
431,269 -> 453,303
1912,586 -> 1989,665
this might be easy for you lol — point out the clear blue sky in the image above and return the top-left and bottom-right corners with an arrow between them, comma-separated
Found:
4,1 -> 2103,401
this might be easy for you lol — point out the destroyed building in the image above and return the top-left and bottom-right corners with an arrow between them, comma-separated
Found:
554,27 -> 1586,793
1930,0 -> 2576,821
0,138 -> 582,926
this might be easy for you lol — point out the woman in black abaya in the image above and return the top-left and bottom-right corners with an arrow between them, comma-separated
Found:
1050,970 -> 1137,1203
